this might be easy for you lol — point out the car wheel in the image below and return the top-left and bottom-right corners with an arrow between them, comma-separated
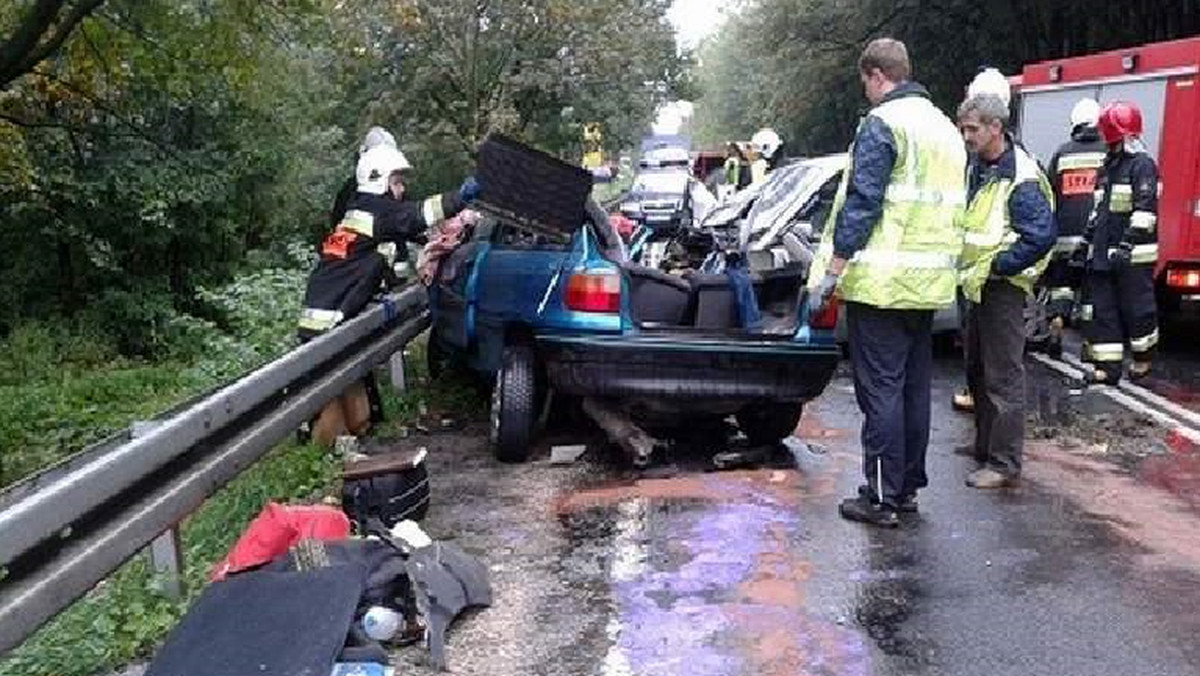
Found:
490,342 -> 537,463
736,402 -> 803,446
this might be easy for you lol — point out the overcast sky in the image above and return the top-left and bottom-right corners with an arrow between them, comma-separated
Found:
667,0 -> 729,50
656,1 -> 729,135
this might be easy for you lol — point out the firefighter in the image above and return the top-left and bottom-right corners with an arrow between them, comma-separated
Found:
957,91 -> 1056,488
298,144 -> 479,437
749,128 -> 783,184
301,144 -> 479,337
1037,98 -> 1105,356
808,38 -> 967,526
1078,101 -> 1159,383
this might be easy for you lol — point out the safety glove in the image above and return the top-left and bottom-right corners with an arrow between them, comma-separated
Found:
1108,241 -> 1133,270
458,176 -> 481,203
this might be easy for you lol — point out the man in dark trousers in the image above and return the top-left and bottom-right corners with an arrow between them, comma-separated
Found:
957,93 -> 1056,488
1079,101 -> 1159,383
808,38 -> 967,527
1039,98 -> 1106,356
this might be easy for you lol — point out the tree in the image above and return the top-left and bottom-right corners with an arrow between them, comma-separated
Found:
0,0 -> 107,90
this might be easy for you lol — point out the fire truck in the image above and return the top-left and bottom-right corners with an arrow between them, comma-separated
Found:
1012,36 -> 1200,310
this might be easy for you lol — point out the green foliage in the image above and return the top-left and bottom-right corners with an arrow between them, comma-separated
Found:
693,0 -> 1200,156
0,253 -> 307,486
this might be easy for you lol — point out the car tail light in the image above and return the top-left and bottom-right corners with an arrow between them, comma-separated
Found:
566,271 -> 621,313
1167,268 -> 1200,290
809,297 -> 839,330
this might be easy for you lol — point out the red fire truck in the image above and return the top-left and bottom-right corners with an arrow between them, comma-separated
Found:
1012,36 -> 1200,309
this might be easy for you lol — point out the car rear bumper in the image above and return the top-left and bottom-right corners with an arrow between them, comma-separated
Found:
536,333 -> 839,402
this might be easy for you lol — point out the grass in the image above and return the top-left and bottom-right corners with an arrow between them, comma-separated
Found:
0,336 -> 490,676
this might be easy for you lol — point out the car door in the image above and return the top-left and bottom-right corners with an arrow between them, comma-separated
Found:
432,223 -> 494,351
473,224 -> 575,332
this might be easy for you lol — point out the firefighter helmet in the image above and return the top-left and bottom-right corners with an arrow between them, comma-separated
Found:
356,144 -> 412,195
358,126 -> 396,155
1069,98 -> 1100,130
1097,101 -> 1143,145
751,128 -> 782,160
966,67 -> 1011,107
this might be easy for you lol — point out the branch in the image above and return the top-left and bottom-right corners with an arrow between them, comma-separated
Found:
0,0 -> 108,89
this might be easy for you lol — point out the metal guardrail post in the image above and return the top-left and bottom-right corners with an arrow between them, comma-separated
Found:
149,528 -> 184,600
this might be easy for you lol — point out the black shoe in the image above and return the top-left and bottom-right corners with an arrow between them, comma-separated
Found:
839,496 -> 899,528
857,485 -> 917,513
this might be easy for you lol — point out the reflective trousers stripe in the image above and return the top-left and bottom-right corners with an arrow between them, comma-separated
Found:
298,308 -> 343,332
1085,341 -> 1125,362
1049,287 -> 1074,301
1130,328 -> 1159,353
1055,235 -> 1084,253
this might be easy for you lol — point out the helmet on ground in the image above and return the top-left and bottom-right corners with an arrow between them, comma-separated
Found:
356,145 -> 412,195
966,67 -> 1011,107
1069,98 -> 1100,130
358,126 -> 396,155
751,128 -> 782,160
1097,101 -> 1143,145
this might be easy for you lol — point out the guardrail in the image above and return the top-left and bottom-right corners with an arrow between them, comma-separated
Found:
0,285 -> 431,653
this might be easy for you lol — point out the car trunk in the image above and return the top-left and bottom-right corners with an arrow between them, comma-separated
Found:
620,262 -> 806,337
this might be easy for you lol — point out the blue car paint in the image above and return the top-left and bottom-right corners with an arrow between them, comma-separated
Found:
432,219 -> 836,374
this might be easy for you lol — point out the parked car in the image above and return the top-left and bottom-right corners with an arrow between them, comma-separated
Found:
427,200 -> 841,463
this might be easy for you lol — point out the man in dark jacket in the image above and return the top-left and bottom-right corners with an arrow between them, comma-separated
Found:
300,144 -> 479,338
957,93 -> 1056,488
1079,101 -> 1159,383
1038,99 -> 1106,356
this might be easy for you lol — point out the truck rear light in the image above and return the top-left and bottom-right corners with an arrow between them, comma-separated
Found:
810,297 -> 839,330
1167,268 -> 1200,290
566,271 -> 621,313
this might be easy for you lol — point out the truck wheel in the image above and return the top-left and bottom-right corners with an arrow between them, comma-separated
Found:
736,402 -> 803,446
490,342 -> 537,463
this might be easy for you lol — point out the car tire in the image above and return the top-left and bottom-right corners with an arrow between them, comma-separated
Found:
491,342 -> 537,463
736,402 -> 803,446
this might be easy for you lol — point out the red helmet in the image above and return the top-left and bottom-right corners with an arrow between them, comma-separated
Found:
1097,101 -> 1143,145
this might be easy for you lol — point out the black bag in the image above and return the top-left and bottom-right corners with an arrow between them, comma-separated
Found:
341,446 -> 430,529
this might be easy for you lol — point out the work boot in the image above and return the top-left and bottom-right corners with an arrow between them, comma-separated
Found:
1130,362 -> 1152,381
952,389 -> 974,413
966,467 -> 1019,489
857,484 -> 917,513
839,495 -> 899,528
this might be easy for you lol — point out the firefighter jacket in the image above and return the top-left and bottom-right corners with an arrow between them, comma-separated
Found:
299,191 -> 465,335
1087,147 -> 1158,271
1047,126 -> 1106,257
960,140 -> 1056,303
808,82 -> 967,310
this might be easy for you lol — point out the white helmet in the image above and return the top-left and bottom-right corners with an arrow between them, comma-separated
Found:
751,128 -> 782,160
966,68 -> 1011,107
358,126 -> 396,155
1069,98 -> 1100,130
356,144 -> 412,195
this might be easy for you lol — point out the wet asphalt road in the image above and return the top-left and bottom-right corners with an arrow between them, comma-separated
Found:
394,358 -> 1200,676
